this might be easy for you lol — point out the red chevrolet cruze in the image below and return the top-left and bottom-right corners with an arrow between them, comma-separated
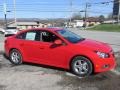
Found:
4,28 -> 116,77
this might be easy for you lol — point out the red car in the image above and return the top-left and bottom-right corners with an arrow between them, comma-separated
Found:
4,28 -> 116,77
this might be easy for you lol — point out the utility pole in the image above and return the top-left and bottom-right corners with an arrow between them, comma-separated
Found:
84,3 -> 88,29
13,0 -> 17,27
69,0 -> 73,27
3,3 -> 7,30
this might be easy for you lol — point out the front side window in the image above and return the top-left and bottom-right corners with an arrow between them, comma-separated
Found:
40,31 -> 59,42
57,30 -> 84,43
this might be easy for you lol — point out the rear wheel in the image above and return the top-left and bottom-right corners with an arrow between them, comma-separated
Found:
71,56 -> 93,77
9,49 -> 23,65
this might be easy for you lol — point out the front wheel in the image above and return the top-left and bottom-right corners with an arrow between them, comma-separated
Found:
9,49 -> 23,65
71,56 -> 93,77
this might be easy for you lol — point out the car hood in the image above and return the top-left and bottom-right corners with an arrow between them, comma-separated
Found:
76,39 -> 112,53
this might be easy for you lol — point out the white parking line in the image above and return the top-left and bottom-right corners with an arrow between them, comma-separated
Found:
111,69 -> 120,75
65,72 -> 76,77
0,55 -> 3,61
65,72 -> 83,79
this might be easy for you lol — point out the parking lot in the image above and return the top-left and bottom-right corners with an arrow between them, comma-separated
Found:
0,29 -> 120,90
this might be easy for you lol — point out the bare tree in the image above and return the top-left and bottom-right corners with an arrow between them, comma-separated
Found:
71,13 -> 82,21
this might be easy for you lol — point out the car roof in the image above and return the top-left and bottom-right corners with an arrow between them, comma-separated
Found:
26,27 -> 63,31
16,28 -> 64,35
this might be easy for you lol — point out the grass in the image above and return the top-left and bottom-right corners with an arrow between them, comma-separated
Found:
88,24 -> 120,32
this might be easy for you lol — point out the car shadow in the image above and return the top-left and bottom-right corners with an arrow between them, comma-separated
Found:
2,52 -> 9,60
2,52 -> 95,77
2,52 -> 71,74
23,62 -> 69,72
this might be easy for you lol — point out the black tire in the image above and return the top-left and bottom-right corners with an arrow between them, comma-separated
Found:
71,56 -> 93,77
9,49 -> 23,65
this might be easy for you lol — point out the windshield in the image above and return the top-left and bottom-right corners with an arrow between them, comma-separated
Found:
57,30 -> 85,43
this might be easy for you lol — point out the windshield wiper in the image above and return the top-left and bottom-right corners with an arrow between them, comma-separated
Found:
80,38 -> 85,41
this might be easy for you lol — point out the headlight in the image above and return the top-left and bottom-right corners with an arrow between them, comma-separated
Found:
95,51 -> 110,58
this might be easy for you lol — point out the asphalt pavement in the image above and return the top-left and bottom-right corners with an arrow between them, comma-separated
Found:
0,34 -> 4,52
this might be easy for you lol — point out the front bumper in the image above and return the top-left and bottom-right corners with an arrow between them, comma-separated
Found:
94,58 -> 116,73
93,53 -> 116,73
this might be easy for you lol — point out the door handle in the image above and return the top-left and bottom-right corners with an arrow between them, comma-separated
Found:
40,47 -> 44,49
20,43 -> 24,46
39,46 -> 45,49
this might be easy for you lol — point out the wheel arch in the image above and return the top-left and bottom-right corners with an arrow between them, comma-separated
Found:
9,48 -> 24,60
69,55 -> 95,74
9,48 -> 21,55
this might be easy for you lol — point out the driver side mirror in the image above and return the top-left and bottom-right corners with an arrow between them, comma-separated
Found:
50,39 -> 64,48
54,39 -> 63,45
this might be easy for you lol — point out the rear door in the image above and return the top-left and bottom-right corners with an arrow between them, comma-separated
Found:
15,30 -> 43,63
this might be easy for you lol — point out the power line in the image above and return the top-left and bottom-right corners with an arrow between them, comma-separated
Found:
0,1 -> 117,6
2,9 -> 111,14
0,0 -> 117,18
7,10 -> 79,12
0,3 -> 85,6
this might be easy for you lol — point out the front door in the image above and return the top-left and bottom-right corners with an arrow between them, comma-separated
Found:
37,31 -> 70,67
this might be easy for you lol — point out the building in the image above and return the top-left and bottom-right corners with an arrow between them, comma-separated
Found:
64,20 -> 84,28
103,20 -> 117,24
73,20 -> 84,28
8,21 -> 52,30
64,18 -> 100,28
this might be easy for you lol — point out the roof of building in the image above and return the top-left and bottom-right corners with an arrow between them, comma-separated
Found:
86,17 -> 100,22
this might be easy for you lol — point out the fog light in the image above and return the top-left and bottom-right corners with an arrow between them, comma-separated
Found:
102,64 -> 110,69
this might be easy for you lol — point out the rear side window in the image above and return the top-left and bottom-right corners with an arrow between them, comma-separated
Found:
16,30 -> 40,41
16,33 -> 26,39
26,32 -> 36,40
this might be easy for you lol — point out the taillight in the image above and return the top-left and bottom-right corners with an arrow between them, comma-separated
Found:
5,39 -> 7,44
